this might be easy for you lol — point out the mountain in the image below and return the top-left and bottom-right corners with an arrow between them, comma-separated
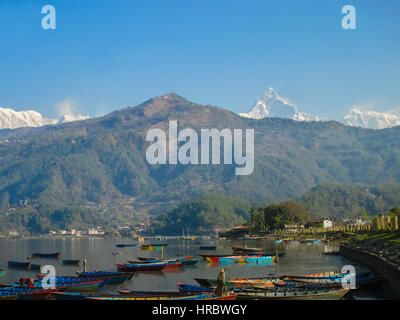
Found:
239,87 -> 400,130
239,87 -> 320,121
57,114 -> 90,124
0,106 -> 90,130
1,93 -> 400,231
148,193 -> 251,235
343,108 -> 400,130
0,107 -> 56,129
298,184 -> 400,218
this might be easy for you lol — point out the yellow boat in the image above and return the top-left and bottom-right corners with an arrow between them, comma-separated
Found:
141,244 -> 153,250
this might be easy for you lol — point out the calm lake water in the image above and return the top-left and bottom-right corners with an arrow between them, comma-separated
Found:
0,237 -> 391,299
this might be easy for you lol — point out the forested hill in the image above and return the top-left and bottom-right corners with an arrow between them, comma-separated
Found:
1,93 -> 400,227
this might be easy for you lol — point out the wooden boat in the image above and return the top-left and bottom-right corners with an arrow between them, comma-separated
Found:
194,277 -> 278,289
274,274 -> 385,290
140,244 -> 153,250
150,243 -> 168,247
237,287 -> 350,300
28,263 -> 42,271
116,260 -> 183,272
52,291 -> 191,300
205,255 -> 266,263
232,247 -> 263,254
285,272 -> 381,287
177,282 -> 214,294
12,278 -> 107,293
199,253 -> 232,259
0,288 -> 54,300
118,290 -> 192,297
47,280 -> 107,292
283,270 -> 352,280
42,273 -> 130,285
32,252 -> 60,259
76,271 -> 135,279
0,292 -> 18,300
116,262 -> 164,272
52,292 -> 237,301
137,255 -> 193,263
243,256 -> 274,263
116,244 -> 137,248
62,259 -> 81,265
199,245 -> 217,250
8,261 -> 31,269
182,259 -> 199,266
85,293 -> 237,300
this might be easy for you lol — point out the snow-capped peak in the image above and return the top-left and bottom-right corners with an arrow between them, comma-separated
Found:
239,87 -> 320,121
58,114 -> 90,124
0,106 -> 90,130
343,108 -> 400,129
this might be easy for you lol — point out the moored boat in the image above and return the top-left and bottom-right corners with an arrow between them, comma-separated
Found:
177,282 -> 214,294
116,260 -> 182,272
32,252 -> 60,259
150,243 -> 168,247
116,244 -> 137,248
182,259 -> 199,266
62,259 -> 81,265
199,245 -> 217,250
28,263 -> 42,271
85,293 -> 237,300
232,246 -> 263,254
0,269 -> 6,277
140,244 -> 153,250
8,261 -> 31,269
237,287 -> 350,300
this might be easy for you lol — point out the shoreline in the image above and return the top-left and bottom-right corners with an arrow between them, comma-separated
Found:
340,244 -> 400,299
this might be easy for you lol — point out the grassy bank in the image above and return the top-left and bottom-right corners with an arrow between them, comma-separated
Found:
346,231 -> 400,266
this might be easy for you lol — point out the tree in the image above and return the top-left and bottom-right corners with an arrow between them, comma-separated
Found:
388,208 -> 400,218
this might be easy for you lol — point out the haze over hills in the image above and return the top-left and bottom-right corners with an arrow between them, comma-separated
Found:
1,93 -> 400,232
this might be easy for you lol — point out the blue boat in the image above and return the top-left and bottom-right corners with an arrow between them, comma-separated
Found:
50,275 -> 128,285
244,256 -> 274,263
177,282 -> 213,293
0,269 -> 6,277
29,264 -> 42,271
116,244 -> 137,248
8,261 -> 31,269
182,259 -> 199,266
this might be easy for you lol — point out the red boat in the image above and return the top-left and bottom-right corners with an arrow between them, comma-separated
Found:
116,262 -> 166,272
116,261 -> 183,272
161,262 -> 183,270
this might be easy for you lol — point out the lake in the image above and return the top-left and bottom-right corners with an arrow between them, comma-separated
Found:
0,237 -> 391,299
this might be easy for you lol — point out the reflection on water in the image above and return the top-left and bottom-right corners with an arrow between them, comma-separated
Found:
0,237 -> 389,298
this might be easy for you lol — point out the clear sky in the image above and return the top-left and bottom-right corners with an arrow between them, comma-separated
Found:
0,0 -> 399,120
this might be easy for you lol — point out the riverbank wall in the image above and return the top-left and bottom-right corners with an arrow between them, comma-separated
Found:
340,245 -> 400,298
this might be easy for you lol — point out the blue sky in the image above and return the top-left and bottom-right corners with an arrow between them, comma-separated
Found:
0,0 -> 399,120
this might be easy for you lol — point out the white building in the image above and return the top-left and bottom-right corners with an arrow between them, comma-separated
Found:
323,220 -> 333,228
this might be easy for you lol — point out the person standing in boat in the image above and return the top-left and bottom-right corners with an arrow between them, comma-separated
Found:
215,268 -> 227,296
